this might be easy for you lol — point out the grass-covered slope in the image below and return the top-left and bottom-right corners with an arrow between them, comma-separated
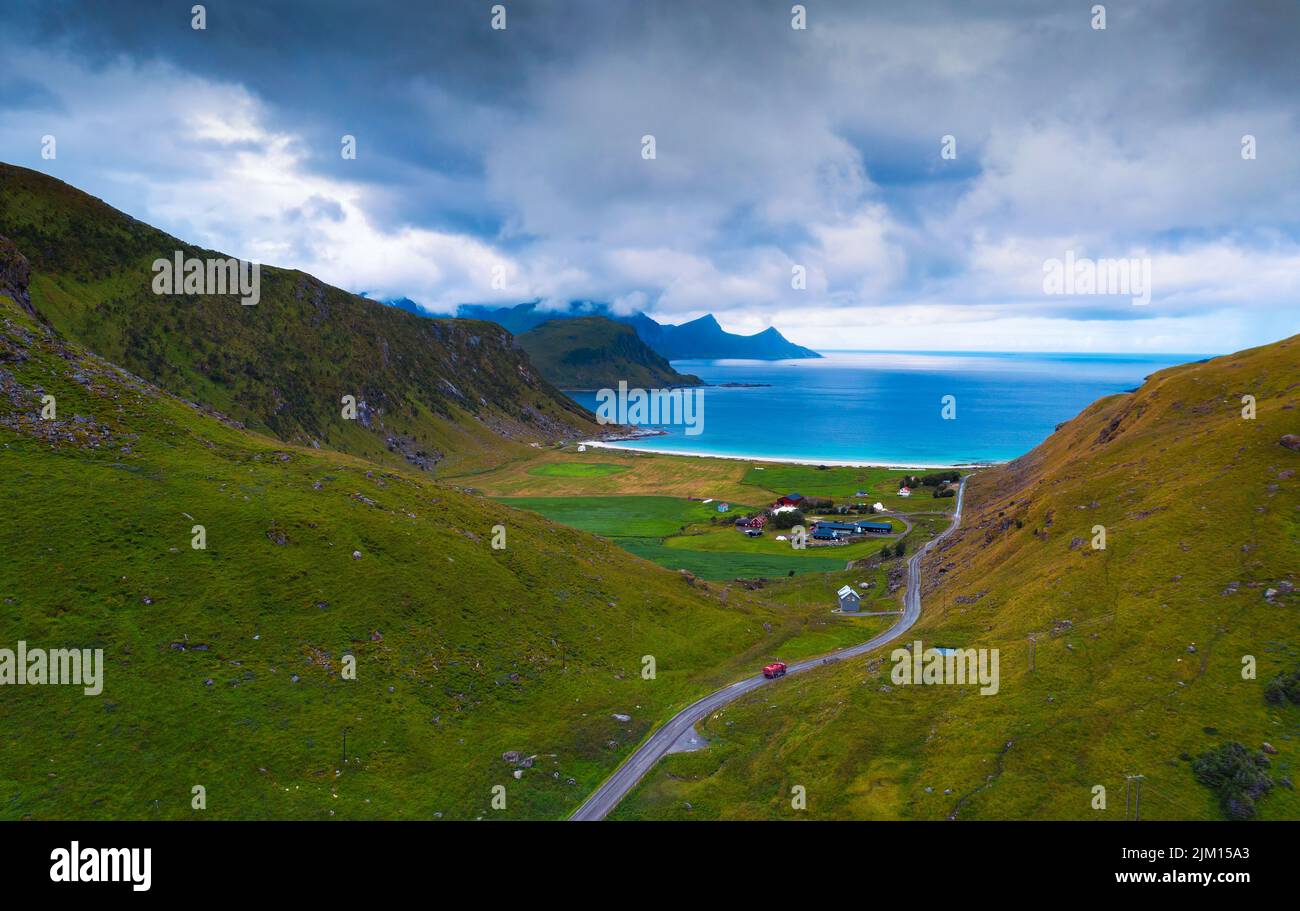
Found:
0,254 -> 834,820
517,316 -> 702,390
0,163 -> 598,474
616,337 -> 1300,820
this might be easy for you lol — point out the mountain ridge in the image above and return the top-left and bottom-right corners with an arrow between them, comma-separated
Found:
0,162 -> 600,474
516,316 -> 703,390
455,301 -> 821,361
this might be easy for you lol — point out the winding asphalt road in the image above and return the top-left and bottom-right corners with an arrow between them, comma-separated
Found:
570,476 -> 969,820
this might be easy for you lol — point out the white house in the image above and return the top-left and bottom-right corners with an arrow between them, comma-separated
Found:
898,486 -> 911,497
872,502 -> 886,512
577,444 -> 587,452
837,584 -> 861,613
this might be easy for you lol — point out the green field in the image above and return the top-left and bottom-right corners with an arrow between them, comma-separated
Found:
526,462 -> 630,479
495,495 -> 727,538
742,464 -> 954,513
494,496 -> 907,580
618,537 -> 848,580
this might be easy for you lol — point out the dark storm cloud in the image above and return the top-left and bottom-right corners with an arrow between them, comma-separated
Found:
1,0 -> 1298,350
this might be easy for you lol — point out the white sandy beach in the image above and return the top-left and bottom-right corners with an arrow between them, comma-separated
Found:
577,439 -> 999,471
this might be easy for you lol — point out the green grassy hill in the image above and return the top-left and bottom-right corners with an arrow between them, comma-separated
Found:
516,316 -> 702,390
615,336 -> 1300,820
0,163 -> 598,474
0,236 -> 847,821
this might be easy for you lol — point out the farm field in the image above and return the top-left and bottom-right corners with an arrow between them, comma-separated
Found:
617,537 -> 847,580
473,449 -> 953,583
494,495 -> 731,539
448,446 -> 955,513
740,464 -> 957,514
495,493 -> 920,582
526,462 -> 630,479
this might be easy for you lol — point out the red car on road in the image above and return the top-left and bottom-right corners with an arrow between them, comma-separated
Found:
763,661 -> 787,679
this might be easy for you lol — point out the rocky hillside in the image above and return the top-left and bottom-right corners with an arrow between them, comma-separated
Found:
615,335 -> 1299,821
0,163 -> 600,473
516,316 -> 702,390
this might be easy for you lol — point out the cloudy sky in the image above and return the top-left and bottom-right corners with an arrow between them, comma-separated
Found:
2,0 -> 1298,352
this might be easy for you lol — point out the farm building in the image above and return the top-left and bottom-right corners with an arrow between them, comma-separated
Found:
810,520 -> 892,538
898,486 -> 911,497
837,585 -> 861,613
774,493 -> 805,508
716,502 -> 730,512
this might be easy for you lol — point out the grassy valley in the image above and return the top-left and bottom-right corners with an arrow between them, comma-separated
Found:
612,336 -> 1300,820
0,253 -> 892,819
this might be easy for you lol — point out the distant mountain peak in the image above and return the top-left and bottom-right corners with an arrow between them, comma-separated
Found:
454,301 -> 820,361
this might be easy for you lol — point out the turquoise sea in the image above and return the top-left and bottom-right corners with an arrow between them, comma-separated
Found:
567,350 -> 1206,466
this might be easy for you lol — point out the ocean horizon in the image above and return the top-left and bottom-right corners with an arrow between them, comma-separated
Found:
568,349 -> 1209,466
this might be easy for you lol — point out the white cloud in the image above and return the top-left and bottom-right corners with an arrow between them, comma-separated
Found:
3,2 -> 1298,351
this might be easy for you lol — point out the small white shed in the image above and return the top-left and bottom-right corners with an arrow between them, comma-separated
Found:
837,584 -> 861,613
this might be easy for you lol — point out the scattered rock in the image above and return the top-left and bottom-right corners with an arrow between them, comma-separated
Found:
1263,742 -> 1278,755
612,713 -> 631,722
1280,434 -> 1300,453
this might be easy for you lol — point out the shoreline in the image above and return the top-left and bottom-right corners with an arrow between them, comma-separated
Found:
576,439 -> 1001,471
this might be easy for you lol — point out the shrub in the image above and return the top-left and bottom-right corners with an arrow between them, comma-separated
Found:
770,509 -> 804,530
1264,669 -> 1300,706
1192,742 -> 1273,820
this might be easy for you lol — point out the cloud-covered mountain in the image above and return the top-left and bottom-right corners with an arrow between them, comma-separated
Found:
456,302 -> 820,360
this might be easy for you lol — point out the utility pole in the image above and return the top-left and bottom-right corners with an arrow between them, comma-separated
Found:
1125,774 -> 1144,820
